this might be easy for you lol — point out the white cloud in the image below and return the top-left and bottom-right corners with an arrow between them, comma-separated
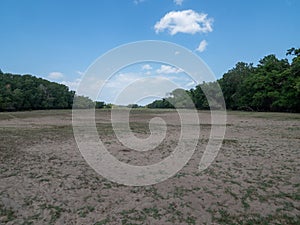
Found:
196,40 -> 208,52
156,65 -> 183,74
61,78 -> 81,91
142,64 -> 152,70
60,71 -> 84,91
63,75 -> 106,100
105,73 -> 139,88
111,76 -> 178,106
48,72 -> 64,80
185,81 -> 197,88
76,71 -> 84,76
174,0 -> 184,6
154,9 -> 213,35
60,70 -> 196,105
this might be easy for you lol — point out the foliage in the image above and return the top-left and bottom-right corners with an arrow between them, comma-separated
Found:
147,98 -> 174,109
0,71 -> 75,111
147,48 -> 300,112
95,101 -> 106,109
72,95 -> 94,109
127,104 -> 140,108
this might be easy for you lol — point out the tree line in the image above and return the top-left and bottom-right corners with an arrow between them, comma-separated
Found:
1,48 -> 299,112
0,71 -> 76,111
0,69 -> 123,111
147,48 -> 300,112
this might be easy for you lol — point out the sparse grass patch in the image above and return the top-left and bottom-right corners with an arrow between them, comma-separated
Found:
142,207 -> 161,219
210,210 -> 300,225
120,208 -> 147,224
144,186 -> 164,200
40,203 -> 65,224
172,186 -> 190,199
241,186 -> 258,209
0,203 -> 16,223
222,139 -> 239,145
224,187 -> 239,200
77,205 -> 95,218
94,217 -> 110,225
174,172 -> 187,178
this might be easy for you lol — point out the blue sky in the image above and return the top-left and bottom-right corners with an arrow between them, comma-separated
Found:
0,0 -> 299,103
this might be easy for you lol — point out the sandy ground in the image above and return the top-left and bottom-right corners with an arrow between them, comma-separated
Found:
0,109 -> 299,224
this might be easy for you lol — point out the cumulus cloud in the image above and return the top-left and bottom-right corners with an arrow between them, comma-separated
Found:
174,0 -> 184,6
48,72 -> 64,80
154,9 -> 213,35
142,64 -> 152,70
196,40 -> 208,52
156,65 -> 183,74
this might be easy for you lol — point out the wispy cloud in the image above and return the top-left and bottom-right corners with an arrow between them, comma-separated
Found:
61,71 -> 84,91
104,74 -> 185,105
156,65 -> 183,74
76,70 -> 84,76
105,73 -> 139,88
174,0 -> 184,6
196,40 -> 208,52
185,80 -> 197,88
61,66 -> 196,104
48,72 -> 64,80
154,9 -> 213,35
61,78 -> 81,91
142,64 -> 152,70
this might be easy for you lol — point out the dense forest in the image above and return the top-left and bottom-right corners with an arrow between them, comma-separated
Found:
0,71 -> 75,111
0,70 -> 113,111
1,48 -> 299,112
148,48 -> 300,112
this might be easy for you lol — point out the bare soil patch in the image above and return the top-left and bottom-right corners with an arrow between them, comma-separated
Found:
0,109 -> 299,224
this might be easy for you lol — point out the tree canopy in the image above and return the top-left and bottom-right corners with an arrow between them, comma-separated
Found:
147,48 -> 300,112
0,71 -> 75,111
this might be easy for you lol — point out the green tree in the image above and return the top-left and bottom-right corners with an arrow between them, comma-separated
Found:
72,95 -> 94,109
219,62 -> 254,109
95,101 -> 106,108
237,55 -> 291,111
0,71 -> 76,111
286,47 -> 300,57
167,88 -> 194,108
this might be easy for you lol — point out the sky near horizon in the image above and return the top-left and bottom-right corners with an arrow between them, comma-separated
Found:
0,0 -> 299,104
